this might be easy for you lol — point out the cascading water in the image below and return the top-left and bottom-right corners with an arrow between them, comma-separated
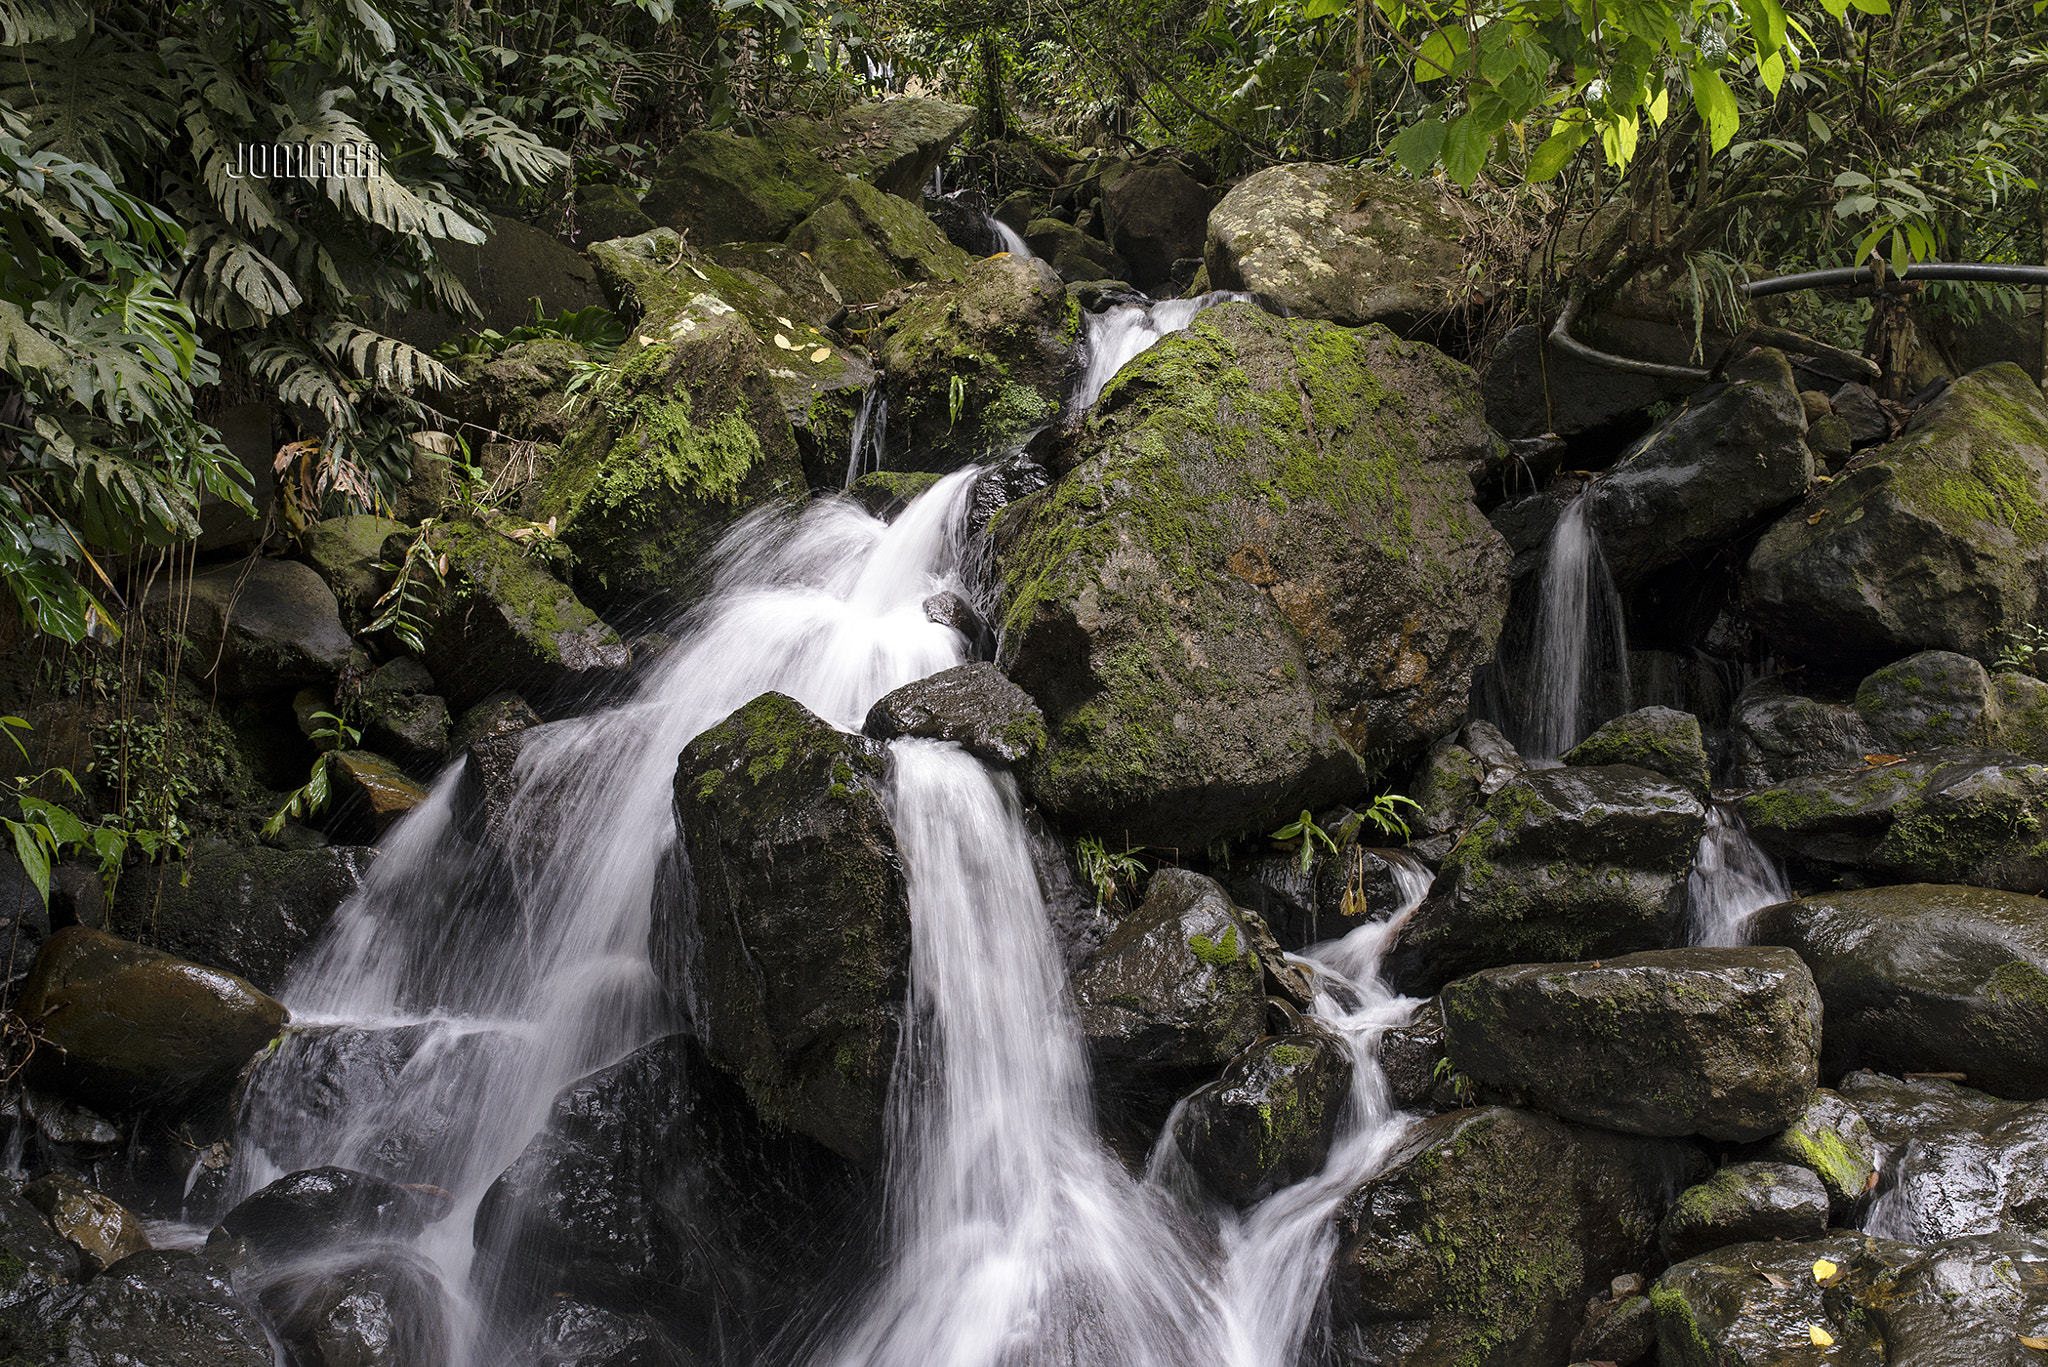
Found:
1523,492 -> 1630,760
1072,291 -> 1254,411
846,383 -> 888,487
1685,805 -> 1790,947
984,215 -> 1032,258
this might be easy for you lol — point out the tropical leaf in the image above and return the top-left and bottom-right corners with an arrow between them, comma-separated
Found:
0,37 -> 174,176
0,0 -> 89,46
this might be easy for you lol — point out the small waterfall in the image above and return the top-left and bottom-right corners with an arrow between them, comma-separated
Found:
1073,291 -> 1254,412
984,214 -> 1031,258
1686,805 -> 1790,947
845,383 -> 887,487
1524,492 -> 1630,760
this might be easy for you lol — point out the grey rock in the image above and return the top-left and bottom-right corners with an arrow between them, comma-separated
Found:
1563,705 -> 1712,796
1657,1161 -> 1830,1263
862,662 -> 1046,766
1171,1030 -> 1352,1207
143,559 -> 353,697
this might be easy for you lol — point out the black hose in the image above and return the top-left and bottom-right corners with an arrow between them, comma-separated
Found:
1745,262 -> 2048,298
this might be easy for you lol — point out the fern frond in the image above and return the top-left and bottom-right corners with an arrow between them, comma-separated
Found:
458,109 -> 570,188
245,335 -> 354,429
0,38 -> 173,177
315,317 -> 456,392
182,221 -> 303,327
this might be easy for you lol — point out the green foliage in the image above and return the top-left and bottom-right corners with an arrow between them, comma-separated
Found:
261,710 -> 360,840
1996,623 -> 2048,676
2,715 -> 142,902
368,521 -> 446,653
1363,790 -> 1422,841
1271,806 -> 1339,874
433,300 -> 628,363
1076,833 -> 1146,910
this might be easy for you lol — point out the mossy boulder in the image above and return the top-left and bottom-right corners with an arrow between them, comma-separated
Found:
993,305 -> 1509,850
1728,681 -> 1882,788
1169,1029 -> 1352,1207
443,338 -> 589,444
1586,350 -> 1812,587
325,749 -> 429,839
860,662 -> 1045,767
298,514 -> 405,633
1068,869 -> 1266,1135
1752,1087 -> 1878,1217
666,692 -> 910,1167
1330,1105 -> 1705,1366
1656,1162 -> 1829,1264
1386,765 -> 1707,996
357,660 -> 451,778
1204,165 -> 1480,336
1854,648 -> 2048,762
1564,705 -> 1712,797
17,927 -> 287,1114
1734,746 -> 2048,890
1100,162 -> 1214,291
785,179 -> 972,309
1442,947 -> 1821,1141
108,843 -> 373,994
1022,218 -> 1128,284
1746,362 -> 2048,666
142,558 -> 353,697
1751,883 -> 2048,1098
878,253 -> 1074,472
567,182 -> 655,245
704,242 -> 844,328
1839,1069 -> 2048,1242
399,519 -> 629,714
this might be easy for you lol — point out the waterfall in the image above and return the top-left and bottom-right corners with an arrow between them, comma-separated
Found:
1686,805 -> 1789,947
232,470 -> 985,1361
846,383 -> 888,487
1072,292 -> 1254,412
1524,492 -> 1630,760
984,214 -> 1031,259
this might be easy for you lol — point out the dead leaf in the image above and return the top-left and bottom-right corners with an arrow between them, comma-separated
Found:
1863,754 -> 1903,766
1807,508 -> 1829,525
810,347 -> 831,362
2019,1335 -> 2048,1350
1812,1258 -> 1839,1282
1811,1324 -> 1835,1346
1761,1272 -> 1792,1289
773,334 -> 792,349
1864,1171 -> 1880,1192
688,265 -> 708,280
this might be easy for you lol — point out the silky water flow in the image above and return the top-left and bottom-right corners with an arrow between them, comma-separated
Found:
231,293 -> 1431,1366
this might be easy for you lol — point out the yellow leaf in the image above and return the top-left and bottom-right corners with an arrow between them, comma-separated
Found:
810,347 -> 831,362
2020,1336 -> 2048,1350
1807,509 -> 1828,525
687,265 -> 708,280
1811,1324 -> 1834,1346
777,316 -> 792,327
774,334 -> 792,349
1812,1258 -> 1838,1281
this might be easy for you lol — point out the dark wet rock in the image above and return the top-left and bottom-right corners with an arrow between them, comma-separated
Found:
1171,1030 -> 1352,1207
1204,165 -> 1479,336
1379,1000 -> 1455,1112
1331,1106 -> 1705,1364
1752,1088 -> 1879,1217
13,1249 -> 273,1365
142,559 -> 353,697
448,691 -> 542,759
0,1179 -> 85,1308
1838,1070 -> 2048,1242
1747,362 -> 2048,666
256,1247 -> 450,1367
110,844 -> 372,994
921,591 -> 994,658
1387,766 -> 1707,996
1586,351 -> 1811,587
474,1034 -> 858,1347
360,692 -> 451,780
567,183 -> 654,245
22,1173 -> 149,1274
1834,380 -> 1891,447
1442,948 -> 1821,1141
401,519 -> 630,714
1460,719 -> 1525,787
1751,884 -> 2048,1097
21,1091 -> 119,1148
879,253 -> 1072,472
1856,649 -> 2001,750
1226,841 -> 1411,952
444,338 -> 590,444
994,304 -> 1509,850
1070,870 -> 1266,1132
668,692 -> 909,1166
1728,682 -> 1883,787
1734,746 -> 2048,890
298,515 -> 406,632
214,1167 -> 448,1261
1411,737 -> 1483,837
1571,1289 -> 1656,1367
1023,218 -> 1127,284
1100,163 -> 1213,291
325,750 -> 429,840
516,1301 -> 695,1367
1656,1162 -> 1829,1263
1563,706 -> 1712,796
18,927 -> 287,1114
862,662 -> 1045,766
786,179 -> 972,309
0,852 -> 53,997
1482,323 -> 1699,441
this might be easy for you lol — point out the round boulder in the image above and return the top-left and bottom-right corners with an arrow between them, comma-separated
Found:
1656,1161 -> 1830,1263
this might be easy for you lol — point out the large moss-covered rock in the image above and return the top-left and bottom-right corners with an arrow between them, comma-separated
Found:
1840,1069 -> 2048,1242
1170,1029 -> 1352,1207
1751,884 -> 2048,1098
861,662 -> 1044,767
878,253 -> 1075,471
1853,649 -> 2048,761
785,179 -> 972,309
443,338 -> 589,444
1734,747 -> 2048,890
1022,218 -> 1127,284
1100,163 -> 1214,291
142,558 -> 353,697
1656,1162 -> 1829,1264
1331,1106 -> 1704,1365
1442,947 -> 1820,1141
298,514 -> 405,633
1563,704 -> 1712,796
1204,165 -> 1479,335
474,1033 -> 857,1350
1387,766 -> 1707,995
17,927 -> 287,1114
1746,362 -> 2048,665
1728,682 -> 1882,787
993,305 -> 1509,849
403,519 -> 629,713
109,843 -> 373,993
667,693 -> 909,1166
1069,869 -> 1266,1132
1753,1088 -> 1879,1217
1586,350 -> 1811,586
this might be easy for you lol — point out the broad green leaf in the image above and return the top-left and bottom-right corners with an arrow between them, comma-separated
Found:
1758,48 -> 1785,96
1820,0 -> 1849,17
1443,111 -> 1490,185
1691,66 -> 1739,152
1527,123 -> 1590,181
1600,111 -> 1640,166
1849,0 -> 1890,11
1739,0 -> 1788,54
1415,26 -> 1467,81
1303,0 -> 1347,15
1391,116 -> 1448,174
1834,169 -> 1872,187
5,819 -> 51,904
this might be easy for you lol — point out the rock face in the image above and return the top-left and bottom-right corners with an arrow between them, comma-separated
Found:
1655,1161 -> 1829,1263
785,180 -> 971,308
668,693 -> 910,1166
216,1167 -> 447,1259
22,1172 -> 150,1273
1100,163 -> 1213,291
1747,362 -> 2048,665
444,338 -> 591,444
1331,1106 -> 1703,1365
17,927 -> 287,1114
1442,948 -> 1821,1141
15,1249 -> 275,1366
475,1034 -> 857,1349
1841,1069 -> 2048,1242
1854,648 -> 2048,760
1585,350 -> 1811,587
142,559 -> 353,696
878,253 -> 1073,470
298,514 -> 405,632
993,305 -> 1509,849
1023,218 -> 1127,284
1751,884 -> 2048,1097
1562,704 -> 1712,795
110,844 -> 372,993
1728,682 -> 1882,787
1170,1030 -> 1352,1207
1754,1087 -> 1879,1216
1204,165 -> 1477,335
257,1247 -> 450,1367
1387,765 -> 1707,995
407,520 -> 630,713
1069,870 -> 1266,1130
861,662 -> 1045,766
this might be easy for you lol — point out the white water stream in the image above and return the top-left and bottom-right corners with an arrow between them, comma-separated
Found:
1524,492 -> 1630,760
1073,291 -> 1254,411
1685,805 -> 1790,947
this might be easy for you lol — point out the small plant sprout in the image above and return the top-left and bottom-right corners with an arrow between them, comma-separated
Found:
1270,809 -> 1338,875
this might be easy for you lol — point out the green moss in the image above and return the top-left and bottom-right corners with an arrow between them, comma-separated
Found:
1894,365 -> 2048,547
1188,924 -> 1243,967
1776,1124 -> 1867,1197
1987,959 -> 2048,1014
1266,1043 -> 1310,1067
1648,1281 -> 1716,1367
